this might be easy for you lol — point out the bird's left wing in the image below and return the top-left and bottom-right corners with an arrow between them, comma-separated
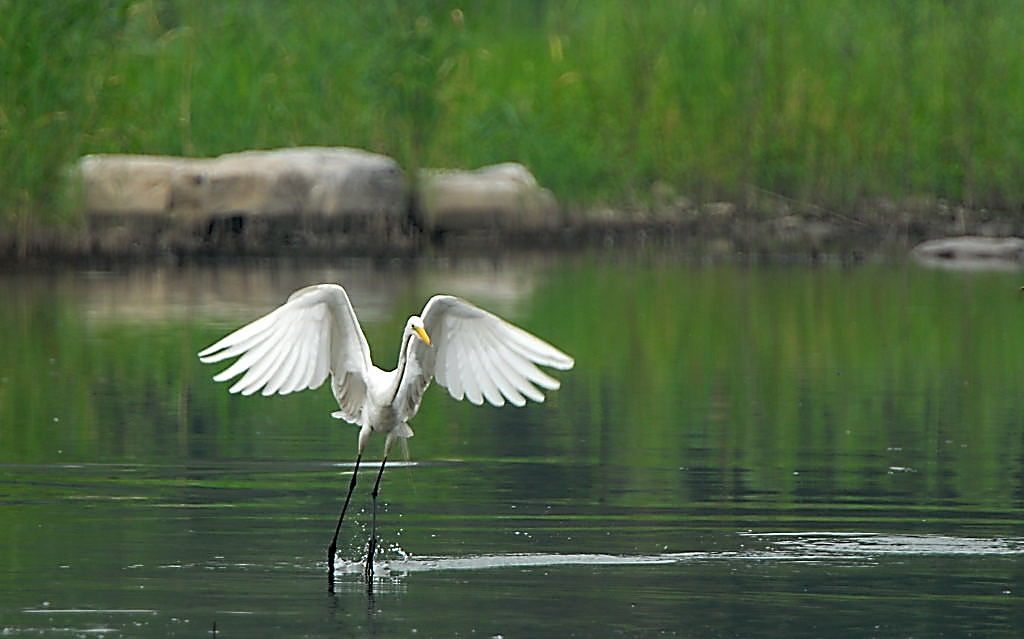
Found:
406,295 -> 574,409
197,284 -> 373,404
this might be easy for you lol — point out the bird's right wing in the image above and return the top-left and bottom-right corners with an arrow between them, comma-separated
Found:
413,295 -> 574,408
197,284 -> 373,423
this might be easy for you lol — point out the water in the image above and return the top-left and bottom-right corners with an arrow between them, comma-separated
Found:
2,251 -> 1024,637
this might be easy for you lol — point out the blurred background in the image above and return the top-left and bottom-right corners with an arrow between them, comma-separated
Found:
3,0 -> 1023,231
3,3 -> 1024,637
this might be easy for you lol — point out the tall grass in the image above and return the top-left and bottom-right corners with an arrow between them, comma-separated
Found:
3,0 -> 1024,227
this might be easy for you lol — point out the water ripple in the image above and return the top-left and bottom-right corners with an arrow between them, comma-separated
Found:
746,532 -> 1024,556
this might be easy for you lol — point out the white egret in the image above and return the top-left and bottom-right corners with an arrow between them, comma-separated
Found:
196,283 -> 574,588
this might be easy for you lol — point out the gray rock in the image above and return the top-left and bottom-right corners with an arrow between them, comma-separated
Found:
419,163 -> 558,232
700,201 -> 737,217
76,147 -> 405,224
77,154 -> 179,216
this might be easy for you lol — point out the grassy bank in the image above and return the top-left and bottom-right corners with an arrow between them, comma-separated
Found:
3,0 -> 1024,230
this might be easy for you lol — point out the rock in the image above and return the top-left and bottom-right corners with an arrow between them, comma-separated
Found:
700,201 -> 737,217
773,214 -> 806,233
911,236 -> 1024,262
71,151 -> 565,254
77,155 -> 179,215
75,147 -> 405,224
418,163 -> 559,232
648,180 -> 693,223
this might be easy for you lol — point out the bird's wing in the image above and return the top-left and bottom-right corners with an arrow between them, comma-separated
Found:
408,295 -> 574,409
197,284 -> 373,422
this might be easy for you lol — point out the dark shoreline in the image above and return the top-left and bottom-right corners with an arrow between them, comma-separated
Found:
3,204 -> 1022,267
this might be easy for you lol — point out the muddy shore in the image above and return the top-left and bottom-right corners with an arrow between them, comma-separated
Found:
4,201 -> 1022,267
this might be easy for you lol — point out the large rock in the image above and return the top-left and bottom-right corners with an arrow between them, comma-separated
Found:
76,147 -> 405,224
77,155 -> 180,216
418,163 -> 558,232
911,236 -> 1024,262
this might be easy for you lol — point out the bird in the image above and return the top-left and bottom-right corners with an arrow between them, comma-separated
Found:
196,283 -> 574,589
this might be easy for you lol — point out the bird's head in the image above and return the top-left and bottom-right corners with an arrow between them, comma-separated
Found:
408,315 -> 431,346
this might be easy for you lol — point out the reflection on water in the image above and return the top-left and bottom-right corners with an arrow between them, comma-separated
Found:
76,256 -> 550,324
2,251 -> 1024,637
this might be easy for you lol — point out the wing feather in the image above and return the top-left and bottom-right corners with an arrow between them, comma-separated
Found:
496,325 -> 563,390
479,324 -> 535,405
481,340 -> 526,407
294,322 -> 322,391
310,317 -> 332,389
481,322 -> 549,401
418,295 -> 574,409
197,284 -> 373,424
265,321 -> 308,396
221,310 -> 301,393
278,305 -> 323,394
465,326 -> 505,407
456,322 -> 484,405
233,309 -> 304,395
500,322 -> 574,370
198,311 -> 281,363
433,319 -> 450,387
440,315 -> 468,399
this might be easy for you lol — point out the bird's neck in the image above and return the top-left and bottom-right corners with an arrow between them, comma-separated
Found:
388,329 -> 415,401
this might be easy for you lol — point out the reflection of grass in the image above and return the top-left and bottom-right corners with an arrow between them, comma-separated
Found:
3,260 -> 1023,511
3,1 -> 1024,227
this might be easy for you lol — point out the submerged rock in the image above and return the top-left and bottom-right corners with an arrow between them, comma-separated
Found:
911,236 -> 1024,262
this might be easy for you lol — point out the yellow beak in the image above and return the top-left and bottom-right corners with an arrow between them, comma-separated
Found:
414,325 -> 431,346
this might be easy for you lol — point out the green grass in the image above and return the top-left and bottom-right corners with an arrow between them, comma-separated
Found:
3,0 -> 1024,228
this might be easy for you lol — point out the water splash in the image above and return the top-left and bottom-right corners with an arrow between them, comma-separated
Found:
334,552 -> 680,577
331,532 -> 1024,580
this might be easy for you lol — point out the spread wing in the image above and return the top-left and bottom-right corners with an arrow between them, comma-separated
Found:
405,295 -> 574,409
196,284 -> 373,423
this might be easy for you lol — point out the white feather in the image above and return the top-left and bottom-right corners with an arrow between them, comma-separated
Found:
198,286 -> 574,455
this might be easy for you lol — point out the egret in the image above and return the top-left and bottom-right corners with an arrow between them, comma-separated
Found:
196,284 -> 574,588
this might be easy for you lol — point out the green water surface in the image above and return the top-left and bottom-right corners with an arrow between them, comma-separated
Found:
1,251 -> 1023,637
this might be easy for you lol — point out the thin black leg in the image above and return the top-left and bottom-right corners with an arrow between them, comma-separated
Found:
364,456 -> 388,584
327,453 -> 362,592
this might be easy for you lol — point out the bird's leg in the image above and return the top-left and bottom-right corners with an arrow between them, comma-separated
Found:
327,453 -> 362,592
364,456 -> 389,584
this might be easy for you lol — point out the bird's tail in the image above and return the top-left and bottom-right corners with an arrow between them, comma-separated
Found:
392,423 -> 413,461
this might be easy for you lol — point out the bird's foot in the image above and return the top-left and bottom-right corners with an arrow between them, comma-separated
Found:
364,536 -> 377,583
327,544 -> 337,592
